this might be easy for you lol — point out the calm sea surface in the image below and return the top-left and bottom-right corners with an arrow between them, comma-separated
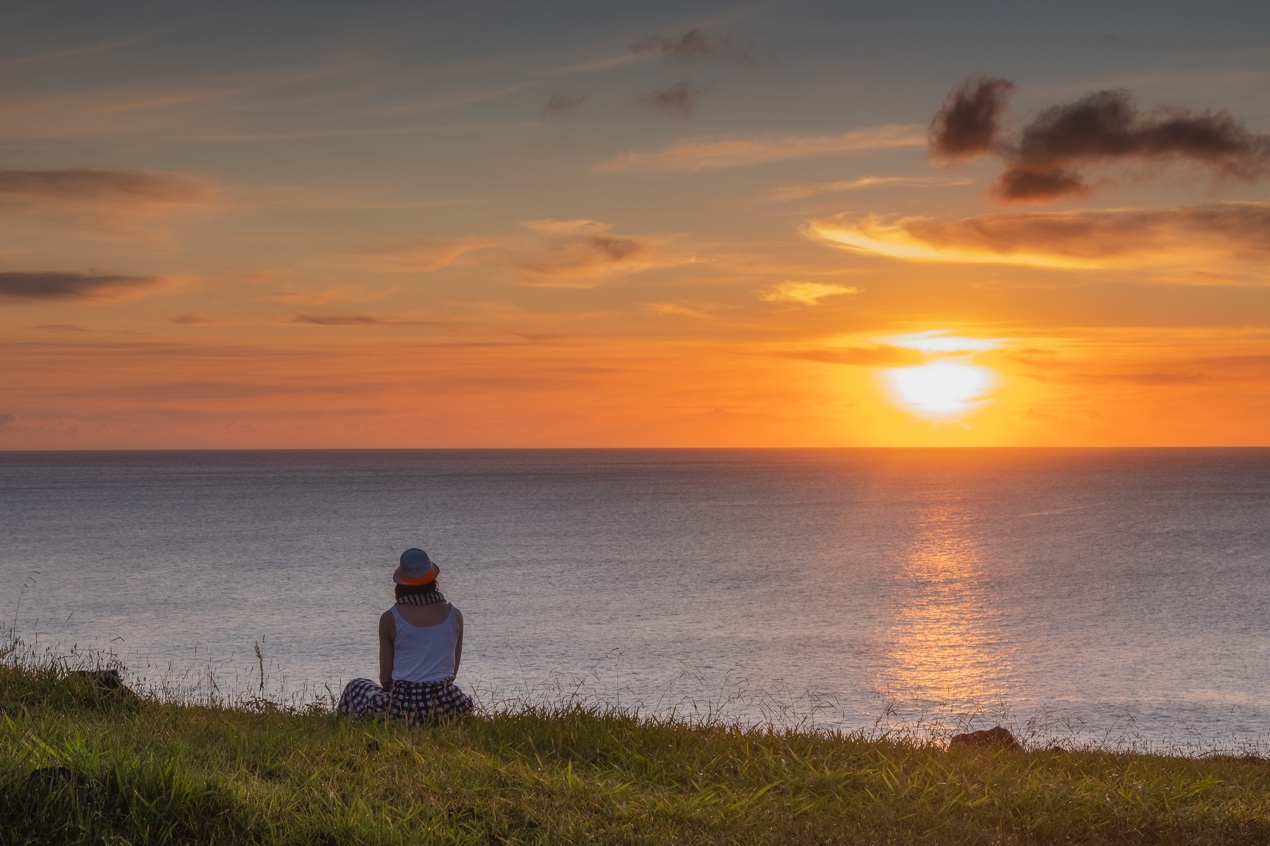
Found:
3,449 -> 1268,749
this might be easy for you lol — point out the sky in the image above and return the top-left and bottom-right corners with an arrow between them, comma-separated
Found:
2,0 -> 1269,448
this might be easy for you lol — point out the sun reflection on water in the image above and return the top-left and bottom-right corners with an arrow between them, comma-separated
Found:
880,502 -> 1016,710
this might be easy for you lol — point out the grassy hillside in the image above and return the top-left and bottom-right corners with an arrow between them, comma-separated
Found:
3,656 -> 1269,844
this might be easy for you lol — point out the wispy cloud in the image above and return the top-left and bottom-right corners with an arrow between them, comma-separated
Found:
360,236 -> 493,272
541,94 -> 586,116
759,281 -> 861,306
778,345 -> 925,367
0,167 -> 221,244
0,67 -> 333,138
504,219 -> 681,287
930,77 -> 1270,203
0,23 -> 190,70
0,271 -> 168,302
631,29 -> 751,63
643,300 -> 729,318
169,312 -> 219,325
636,80 -> 706,119
269,283 -> 396,306
541,27 -> 751,76
771,175 -> 972,201
0,167 -> 215,204
807,202 -> 1270,271
291,314 -> 441,326
60,380 -> 385,401
596,124 -> 923,173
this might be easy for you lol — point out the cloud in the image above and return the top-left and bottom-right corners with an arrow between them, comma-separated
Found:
637,81 -> 706,119
883,331 -> 1003,354
505,219 -> 675,287
779,345 -> 925,367
59,380 -> 383,401
930,77 -> 1270,203
631,29 -> 750,62
361,236 -> 492,272
1007,348 -> 1270,388
169,312 -> 218,325
596,124 -> 923,173
0,67 -> 332,139
770,175 -> 972,201
291,314 -> 440,326
643,300 -> 729,318
929,77 -> 1015,164
0,412 -> 16,426
807,202 -> 1270,270
542,94 -> 586,116
269,283 -> 394,306
0,271 -> 166,302
759,281 -> 861,306
0,168 -> 220,235
0,168 -> 216,207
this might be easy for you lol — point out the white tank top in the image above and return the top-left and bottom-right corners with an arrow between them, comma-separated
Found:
390,604 -> 459,683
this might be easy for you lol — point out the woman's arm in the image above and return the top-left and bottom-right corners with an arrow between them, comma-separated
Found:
453,607 -> 464,677
378,610 -> 395,690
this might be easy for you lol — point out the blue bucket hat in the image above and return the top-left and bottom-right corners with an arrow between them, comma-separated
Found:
394,548 -> 440,585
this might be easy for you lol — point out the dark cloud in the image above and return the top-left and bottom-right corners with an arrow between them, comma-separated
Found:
779,345 -> 924,367
32,323 -> 86,331
637,81 -> 706,119
928,77 -> 1014,163
541,94 -> 586,116
291,314 -> 437,326
0,412 -> 16,426
0,271 -> 163,302
997,90 -> 1270,201
632,29 -> 749,61
929,78 -> 1270,203
992,165 -> 1090,203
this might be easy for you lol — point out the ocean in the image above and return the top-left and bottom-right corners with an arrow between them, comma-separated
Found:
3,448 -> 1268,750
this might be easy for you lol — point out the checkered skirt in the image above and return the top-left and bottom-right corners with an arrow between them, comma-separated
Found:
338,677 -> 474,722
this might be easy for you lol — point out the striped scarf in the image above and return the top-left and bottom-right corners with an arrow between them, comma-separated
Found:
397,590 -> 446,607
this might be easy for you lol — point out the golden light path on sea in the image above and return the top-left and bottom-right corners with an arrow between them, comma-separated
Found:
882,500 -> 1015,715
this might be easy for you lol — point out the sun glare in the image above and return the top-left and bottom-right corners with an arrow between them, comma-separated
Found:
884,362 -> 996,418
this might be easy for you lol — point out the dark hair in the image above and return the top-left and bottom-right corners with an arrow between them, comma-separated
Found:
394,581 -> 440,601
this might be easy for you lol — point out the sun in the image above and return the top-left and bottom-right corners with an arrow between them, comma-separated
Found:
884,361 -> 996,418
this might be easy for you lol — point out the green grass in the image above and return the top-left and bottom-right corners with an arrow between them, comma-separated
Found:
3,652 -> 1270,844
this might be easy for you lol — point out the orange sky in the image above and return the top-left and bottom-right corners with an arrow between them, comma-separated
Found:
2,1 -> 1269,448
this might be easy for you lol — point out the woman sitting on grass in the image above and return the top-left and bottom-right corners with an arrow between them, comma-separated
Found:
338,548 -> 474,721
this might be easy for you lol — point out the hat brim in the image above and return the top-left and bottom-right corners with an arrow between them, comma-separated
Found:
393,563 -> 440,586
